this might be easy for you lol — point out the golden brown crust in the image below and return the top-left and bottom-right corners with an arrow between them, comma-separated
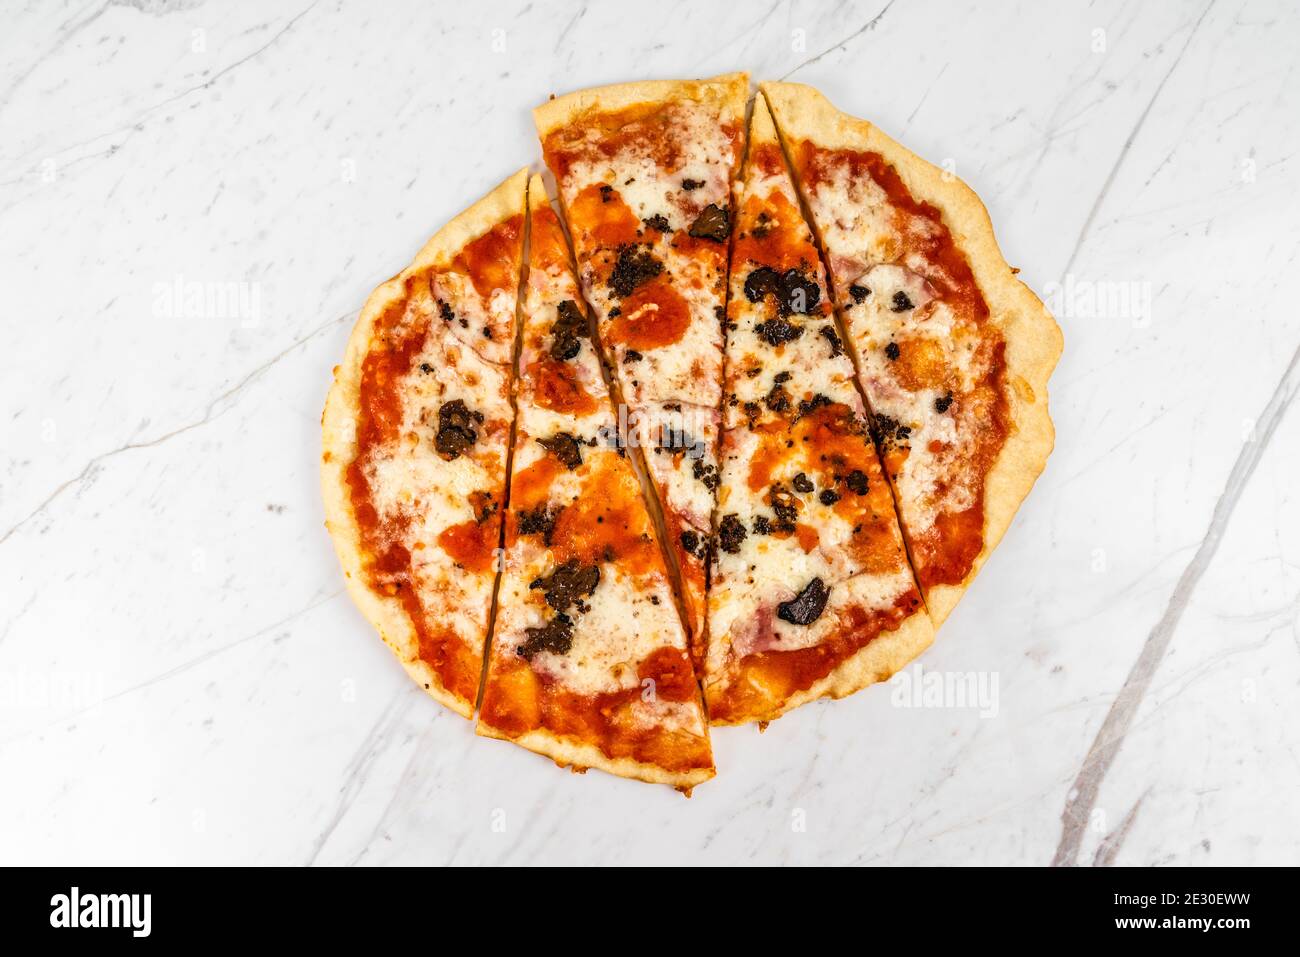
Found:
320,168 -> 529,718
476,721 -> 715,789
761,82 -> 1063,627
533,72 -> 749,138
708,609 -> 937,726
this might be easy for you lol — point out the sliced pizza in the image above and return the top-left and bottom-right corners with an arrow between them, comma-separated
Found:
705,96 -> 933,725
762,83 -> 1063,626
477,176 -> 714,789
321,169 -> 528,717
534,73 -> 748,665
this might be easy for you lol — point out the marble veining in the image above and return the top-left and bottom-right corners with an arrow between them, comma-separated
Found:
1,0 -> 1297,866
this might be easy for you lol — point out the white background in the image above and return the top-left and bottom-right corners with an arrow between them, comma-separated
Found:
1,0 -> 1297,865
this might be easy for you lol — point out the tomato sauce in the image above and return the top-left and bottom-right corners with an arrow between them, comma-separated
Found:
451,215 -> 523,301
526,356 -> 600,415
480,653 -> 711,773
566,183 -> 641,248
543,101 -> 685,181
530,204 -> 573,272
610,276 -> 691,350
638,646 -> 696,702
730,182 -> 818,276
507,454 -> 564,513
437,519 -> 499,574
547,454 -> 660,576
707,590 -> 922,723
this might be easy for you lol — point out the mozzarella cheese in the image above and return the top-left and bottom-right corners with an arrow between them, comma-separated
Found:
803,164 -> 997,540
360,279 -> 514,660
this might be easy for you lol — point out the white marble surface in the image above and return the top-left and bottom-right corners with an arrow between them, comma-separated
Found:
1,0 -> 1297,867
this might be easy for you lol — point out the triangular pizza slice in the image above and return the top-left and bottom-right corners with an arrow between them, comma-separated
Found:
533,73 -> 748,664
705,96 -> 933,725
477,176 -> 714,789
322,169 -> 529,716
762,83 -> 1063,625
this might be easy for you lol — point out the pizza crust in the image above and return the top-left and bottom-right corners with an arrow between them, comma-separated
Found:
715,607 -> 937,726
476,722 -> 715,790
533,72 -> 749,139
760,82 -> 1063,627
320,167 -> 529,718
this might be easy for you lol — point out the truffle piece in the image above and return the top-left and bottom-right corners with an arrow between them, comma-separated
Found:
688,204 -> 730,242
538,432 -> 584,470
776,577 -> 829,626
434,399 -> 482,459
717,513 -> 748,554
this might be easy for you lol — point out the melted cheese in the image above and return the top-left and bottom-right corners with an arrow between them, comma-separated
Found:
359,277 -> 515,663
637,402 -> 719,531
804,169 -> 997,539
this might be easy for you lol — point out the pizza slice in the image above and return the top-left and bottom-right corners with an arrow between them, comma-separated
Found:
762,83 -> 1063,626
534,73 -> 748,664
321,169 -> 528,717
477,176 -> 714,789
705,96 -> 933,725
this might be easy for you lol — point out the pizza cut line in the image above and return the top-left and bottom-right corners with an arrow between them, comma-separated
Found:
761,82 -> 1063,628
477,175 -> 714,788
705,95 -> 933,726
535,73 -> 748,668
321,74 -> 1062,789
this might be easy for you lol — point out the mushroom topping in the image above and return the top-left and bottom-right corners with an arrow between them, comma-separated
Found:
538,431 -> 584,470
688,204 -> 730,242
717,513 -> 748,554
517,613 -> 575,660
777,577 -> 829,626
434,399 -> 482,459
549,299 -> 588,360
529,559 -> 600,612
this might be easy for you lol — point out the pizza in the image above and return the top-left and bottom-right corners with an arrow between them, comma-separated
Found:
321,75 -> 1061,789
704,96 -> 933,725
477,176 -> 714,788
534,73 -> 749,665
321,169 -> 527,717
762,82 -> 1063,626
